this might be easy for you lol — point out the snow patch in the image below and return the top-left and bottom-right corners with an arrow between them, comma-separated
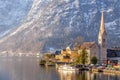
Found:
64,0 -> 69,3
74,0 -> 79,8
90,0 -> 96,4
84,10 -> 97,27
106,8 -> 113,12
105,21 -> 117,30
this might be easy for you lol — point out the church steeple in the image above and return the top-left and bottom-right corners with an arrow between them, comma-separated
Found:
98,11 -> 107,63
100,11 -> 106,35
98,11 -> 107,44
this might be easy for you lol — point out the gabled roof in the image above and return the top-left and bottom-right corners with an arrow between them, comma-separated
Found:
80,42 -> 97,49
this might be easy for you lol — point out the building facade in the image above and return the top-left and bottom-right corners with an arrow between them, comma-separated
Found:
55,47 -> 71,62
107,49 -> 120,64
78,42 -> 99,64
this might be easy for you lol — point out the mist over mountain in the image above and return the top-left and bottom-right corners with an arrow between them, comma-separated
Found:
0,0 -> 120,54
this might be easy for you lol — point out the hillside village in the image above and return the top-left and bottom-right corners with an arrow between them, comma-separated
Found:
41,11 -> 105,65
41,11 -> 120,66
43,41 -> 98,64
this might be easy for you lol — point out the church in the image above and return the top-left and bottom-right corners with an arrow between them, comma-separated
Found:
98,11 -> 107,64
78,11 -> 107,64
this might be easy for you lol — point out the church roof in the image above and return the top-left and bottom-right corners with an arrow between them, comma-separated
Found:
99,11 -> 107,35
80,42 -> 97,49
98,11 -> 107,45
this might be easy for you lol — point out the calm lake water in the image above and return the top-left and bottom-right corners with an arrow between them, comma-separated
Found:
0,58 -> 120,80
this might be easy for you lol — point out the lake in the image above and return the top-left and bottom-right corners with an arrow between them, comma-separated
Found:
0,58 -> 119,80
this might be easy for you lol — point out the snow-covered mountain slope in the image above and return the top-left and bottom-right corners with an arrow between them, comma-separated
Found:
0,0 -> 33,37
0,0 -> 120,53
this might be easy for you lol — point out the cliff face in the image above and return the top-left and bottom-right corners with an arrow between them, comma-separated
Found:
0,0 -> 120,54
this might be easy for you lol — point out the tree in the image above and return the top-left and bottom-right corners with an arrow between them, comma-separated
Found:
44,53 -> 52,60
81,48 -> 88,65
75,48 -> 88,65
75,53 -> 82,64
91,56 -> 98,64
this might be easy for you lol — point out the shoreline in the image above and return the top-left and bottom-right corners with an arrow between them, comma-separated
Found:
92,68 -> 120,75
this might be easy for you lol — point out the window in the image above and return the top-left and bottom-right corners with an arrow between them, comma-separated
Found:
110,53 -> 117,57
103,39 -> 106,42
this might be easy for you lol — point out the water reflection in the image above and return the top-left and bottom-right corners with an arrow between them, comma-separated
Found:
58,70 -> 93,80
91,72 -> 120,80
58,70 -> 120,80
0,58 -> 120,80
58,70 -> 77,80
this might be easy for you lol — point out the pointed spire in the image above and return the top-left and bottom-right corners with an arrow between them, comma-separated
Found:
98,11 -> 107,44
100,11 -> 106,35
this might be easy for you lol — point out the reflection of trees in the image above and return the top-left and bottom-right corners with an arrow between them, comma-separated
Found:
93,74 -> 97,80
75,71 -> 86,80
75,71 -> 94,80
80,72 -> 86,80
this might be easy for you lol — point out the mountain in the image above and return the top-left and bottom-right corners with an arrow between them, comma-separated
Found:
0,0 -> 33,37
0,0 -> 120,54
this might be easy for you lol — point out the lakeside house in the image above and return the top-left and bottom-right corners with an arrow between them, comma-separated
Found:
55,47 -> 71,62
107,48 -> 120,65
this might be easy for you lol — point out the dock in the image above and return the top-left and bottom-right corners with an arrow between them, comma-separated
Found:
92,68 -> 103,72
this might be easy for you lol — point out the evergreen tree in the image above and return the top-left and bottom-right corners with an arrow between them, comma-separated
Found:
81,48 -> 88,65
76,53 -> 82,64
76,48 -> 88,65
91,56 -> 97,64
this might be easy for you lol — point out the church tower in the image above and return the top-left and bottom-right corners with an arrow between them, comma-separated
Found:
98,11 -> 107,63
